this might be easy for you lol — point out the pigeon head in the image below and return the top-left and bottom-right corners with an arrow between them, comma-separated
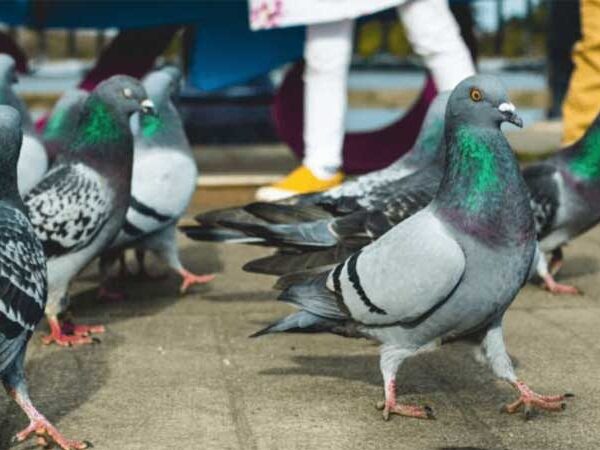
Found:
93,75 -> 155,118
436,74 -> 533,243
70,75 -> 155,151
446,75 -> 523,130
142,66 -> 182,107
0,105 -> 23,198
135,67 -> 187,144
0,54 -> 17,87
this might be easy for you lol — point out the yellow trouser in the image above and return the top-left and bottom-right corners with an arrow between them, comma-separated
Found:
562,0 -> 600,145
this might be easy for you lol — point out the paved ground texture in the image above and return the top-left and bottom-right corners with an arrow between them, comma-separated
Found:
2,194 -> 600,450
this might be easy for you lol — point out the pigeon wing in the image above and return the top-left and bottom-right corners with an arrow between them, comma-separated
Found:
25,163 -> 113,258
0,206 -> 46,372
328,209 -> 465,326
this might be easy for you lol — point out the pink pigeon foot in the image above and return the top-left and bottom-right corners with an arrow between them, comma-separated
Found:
41,317 -> 102,347
8,388 -> 90,450
541,274 -> 581,295
376,380 -> 435,421
178,268 -> 215,294
504,380 -> 573,420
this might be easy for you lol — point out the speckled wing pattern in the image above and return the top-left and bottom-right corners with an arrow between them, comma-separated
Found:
0,205 -> 47,372
523,163 -> 560,238
25,163 -> 113,258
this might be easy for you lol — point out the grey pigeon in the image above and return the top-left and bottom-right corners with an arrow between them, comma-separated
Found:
24,75 -> 154,346
0,106 -> 89,449
180,91 -> 450,244
100,66 -> 214,294
254,75 -> 571,421
522,111 -> 600,293
0,54 -> 48,195
42,88 -> 89,163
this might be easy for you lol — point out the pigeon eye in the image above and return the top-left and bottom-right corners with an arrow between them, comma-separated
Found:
470,88 -> 483,102
123,88 -> 133,99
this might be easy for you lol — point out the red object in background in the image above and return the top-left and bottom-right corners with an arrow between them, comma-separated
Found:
0,30 -> 29,73
272,62 -> 437,175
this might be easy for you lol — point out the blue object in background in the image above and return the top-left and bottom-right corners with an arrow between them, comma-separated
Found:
0,0 -> 305,92
189,24 -> 304,92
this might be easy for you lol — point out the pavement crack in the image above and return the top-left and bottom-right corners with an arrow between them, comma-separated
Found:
211,314 -> 258,450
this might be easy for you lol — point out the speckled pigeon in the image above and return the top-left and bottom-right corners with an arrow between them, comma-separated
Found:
100,66 -> 214,294
0,54 -> 48,195
24,75 -> 154,346
0,105 -> 89,449
253,75 -> 572,421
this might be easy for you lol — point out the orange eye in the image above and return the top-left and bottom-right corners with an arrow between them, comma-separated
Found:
470,88 -> 483,102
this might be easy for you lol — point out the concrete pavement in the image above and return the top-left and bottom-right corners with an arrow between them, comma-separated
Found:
1,197 -> 600,450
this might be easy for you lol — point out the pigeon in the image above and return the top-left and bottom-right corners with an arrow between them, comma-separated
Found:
253,75 -> 571,421
522,110 -> 600,293
0,54 -> 48,195
100,66 -> 214,294
42,88 -> 89,163
24,75 -> 155,346
180,91 -> 450,243
0,106 -> 89,449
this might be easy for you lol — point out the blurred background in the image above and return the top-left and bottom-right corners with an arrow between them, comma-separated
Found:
0,0 -> 578,186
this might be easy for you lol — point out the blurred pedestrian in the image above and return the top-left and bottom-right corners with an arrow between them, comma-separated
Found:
561,0 -> 599,144
250,0 -> 476,201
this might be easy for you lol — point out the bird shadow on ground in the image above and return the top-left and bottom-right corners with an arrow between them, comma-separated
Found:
203,289 -> 278,303
0,334 -> 119,449
437,447 -> 499,450
53,245 -> 223,330
259,342 -> 513,399
558,255 -> 599,279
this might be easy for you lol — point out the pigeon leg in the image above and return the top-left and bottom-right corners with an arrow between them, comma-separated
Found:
376,345 -> 434,421
535,248 -> 579,295
482,322 -> 572,419
118,251 -> 131,278
504,380 -> 572,420
541,273 -> 581,295
178,268 -> 215,294
133,249 -> 168,280
5,382 -> 90,449
41,316 -> 100,346
549,248 -> 563,276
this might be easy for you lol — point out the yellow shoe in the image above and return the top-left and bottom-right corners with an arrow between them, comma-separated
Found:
255,166 -> 344,201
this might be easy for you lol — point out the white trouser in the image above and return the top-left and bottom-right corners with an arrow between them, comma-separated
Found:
302,0 -> 475,176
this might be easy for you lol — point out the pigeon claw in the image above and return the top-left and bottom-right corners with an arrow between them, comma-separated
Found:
178,269 -> 215,294
14,418 -> 90,450
42,319 -> 104,347
376,400 -> 435,421
504,381 -> 571,420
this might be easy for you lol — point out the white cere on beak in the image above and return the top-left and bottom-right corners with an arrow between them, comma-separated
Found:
141,99 -> 154,109
498,102 -> 516,113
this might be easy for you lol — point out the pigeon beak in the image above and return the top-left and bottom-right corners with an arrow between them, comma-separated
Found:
498,102 -> 523,128
140,99 -> 156,115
